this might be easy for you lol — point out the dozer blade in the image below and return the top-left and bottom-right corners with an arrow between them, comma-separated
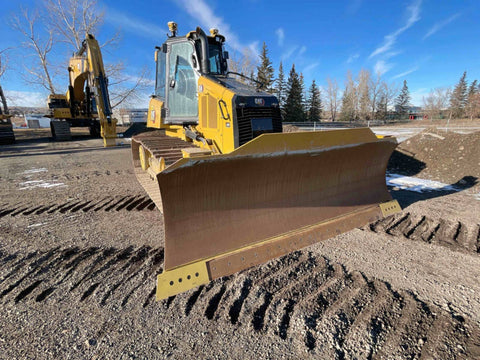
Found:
149,128 -> 401,300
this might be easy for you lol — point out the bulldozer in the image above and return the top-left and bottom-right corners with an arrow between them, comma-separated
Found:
47,34 -> 117,147
131,22 -> 401,300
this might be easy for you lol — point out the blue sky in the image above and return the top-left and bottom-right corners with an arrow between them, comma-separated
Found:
1,0 -> 479,107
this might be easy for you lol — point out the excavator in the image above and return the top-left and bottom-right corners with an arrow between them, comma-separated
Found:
0,84 -> 15,145
131,22 -> 401,300
47,34 -> 116,147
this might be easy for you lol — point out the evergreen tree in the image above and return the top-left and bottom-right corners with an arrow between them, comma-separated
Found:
249,70 -> 256,87
468,79 -> 478,98
256,42 -> 274,91
284,64 -> 305,122
376,92 -> 388,121
449,71 -> 468,118
307,80 -> 322,122
275,61 -> 286,110
299,73 -> 308,115
395,80 -> 411,117
466,79 -> 479,120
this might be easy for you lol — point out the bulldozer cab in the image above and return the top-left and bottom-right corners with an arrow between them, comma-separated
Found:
155,29 -> 229,125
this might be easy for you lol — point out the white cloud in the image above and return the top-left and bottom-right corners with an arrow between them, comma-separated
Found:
5,90 -> 46,107
174,0 -> 257,55
410,87 -> 429,106
275,28 -> 285,47
299,46 -> 307,56
346,53 -> 359,63
281,46 -> 298,61
105,8 -> 165,38
124,74 -> 155,87
369,0 -> 421,58
374,60 -> 393,76
303,62 -> 320,74
391,66 -> 419,79
423,13 -> 460,40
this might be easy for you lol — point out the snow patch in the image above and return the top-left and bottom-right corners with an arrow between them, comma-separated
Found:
386,173 -> 458,193
21,168 -> 48,174
19,180 -> 66,190
27,223 -> 48,228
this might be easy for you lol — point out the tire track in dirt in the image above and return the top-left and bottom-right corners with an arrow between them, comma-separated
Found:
367,212 -> 480,254
0,195 -> 157,218
1,246 -> 479,358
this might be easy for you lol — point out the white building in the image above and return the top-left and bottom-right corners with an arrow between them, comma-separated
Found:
25,114 -> 51,128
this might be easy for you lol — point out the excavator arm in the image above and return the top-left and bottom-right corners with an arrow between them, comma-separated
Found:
78,35 -> 117,147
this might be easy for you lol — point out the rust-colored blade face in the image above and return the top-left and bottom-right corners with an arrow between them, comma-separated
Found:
158,128 -> 397,271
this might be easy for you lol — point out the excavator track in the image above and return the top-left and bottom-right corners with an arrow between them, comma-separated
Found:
131,130 -> 194,211
0,117 -> 15,145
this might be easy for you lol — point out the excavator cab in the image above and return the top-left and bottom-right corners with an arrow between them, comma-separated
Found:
131,23 -> 401,300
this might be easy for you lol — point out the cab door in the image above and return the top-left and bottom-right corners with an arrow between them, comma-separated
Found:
165,40 -> 199,124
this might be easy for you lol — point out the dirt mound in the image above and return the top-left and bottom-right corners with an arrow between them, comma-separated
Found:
282,124 -> 299,133
390,128 -> 480,185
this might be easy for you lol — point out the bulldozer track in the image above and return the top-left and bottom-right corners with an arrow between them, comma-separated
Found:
366,212 -> 480,255
0,246 -> 477,357
0,195 -> 157,218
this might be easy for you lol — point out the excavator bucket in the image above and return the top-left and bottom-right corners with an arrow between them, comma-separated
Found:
133,128 -> 401,300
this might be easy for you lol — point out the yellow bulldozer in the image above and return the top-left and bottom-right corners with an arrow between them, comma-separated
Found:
47,34 -> 117,147
131,23 -> 401,300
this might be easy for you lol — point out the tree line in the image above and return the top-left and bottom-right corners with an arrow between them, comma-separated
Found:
423,71 -> 480,121
232,42 -> 479,122
230,42 -> 406,122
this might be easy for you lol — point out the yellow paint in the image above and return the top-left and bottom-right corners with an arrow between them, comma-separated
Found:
196,76 -> 236,154
156,261 -> 210,300
147,98 -> 164,129
138,145 -> 149,171
379,200 -> 402,217
181,148 -> 212,158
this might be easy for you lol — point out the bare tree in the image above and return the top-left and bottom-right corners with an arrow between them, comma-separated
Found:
227,47 -> 258,84
422,87 -> 450,121
12,0 -> 144,108
11,8 -> 57,94
0,49 -> 10,114
44,0 -> 119,50
382,81 -> 399,114
369,71 -> 382,119
357,69 -> 371,120
341,70 -> 357,121
325,77 -> 339,121
108,64 -> 151,108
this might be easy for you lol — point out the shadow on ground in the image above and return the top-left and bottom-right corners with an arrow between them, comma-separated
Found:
389,175 -> 478,208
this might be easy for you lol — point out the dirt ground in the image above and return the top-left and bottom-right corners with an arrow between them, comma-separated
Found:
0,125 -> 479,359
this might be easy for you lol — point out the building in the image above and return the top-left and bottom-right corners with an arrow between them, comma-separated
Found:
25,113 -> 51,128
115,108 -> 148,125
